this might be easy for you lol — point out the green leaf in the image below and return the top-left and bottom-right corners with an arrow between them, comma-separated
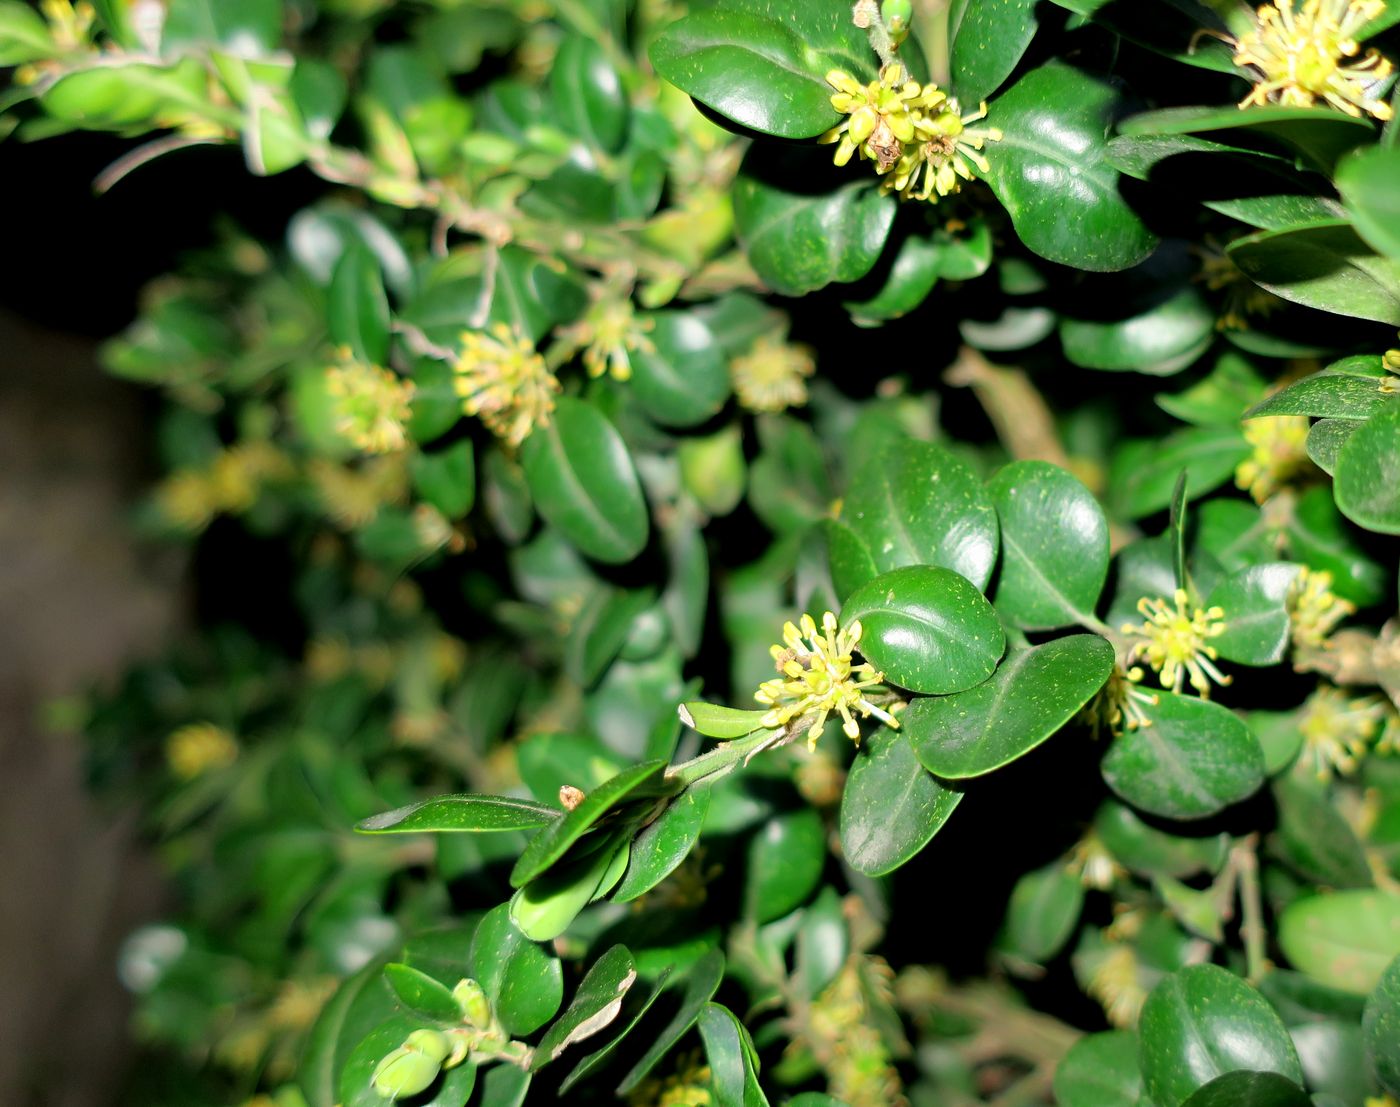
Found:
1138,964 -> 1304,1107
516,733 -> 626,806
949,0 -> 1039,104
734,146 -> 897,296
1109,427 -> 1250,520
1306,418 -> 1363,476
988,460 -> 1110,628
842,565 -> 1005,695
0,3 -> 55,66
476,1066 -> 531,1107
840,727 -> 964,876
560,968 -> 674,1092
1273,778 -> 1373,890
511,760 -> 668,887
698,1003 -> 770,1107
411,441 -> 475,520
1337,145 -> 1400,260
616,949 -> 726,1094
1158,352 -> 1267,426
1117,105 -> 1375,174
999,861 -> 1085,963
1279,890 -> 1400,994
613,785 -> 711,902
567,586 -> 658,687
844,231 -> 944,326
1334,405 -> 1400,534
521,396 -> 650,563
1245,355 -> 1397,419
1227,221 -> 1400,325
511,834 -> 629,941
470,903 -> 564,1037
1207,562 -> 1302,666
550,34 -> 628,155
336,1015 -> 427,1107
983,64 -> 1157,271
649,0 -> 873,139
532,945 -> 637,1068
1363,954 -> 1400,1098
1094,801 -> 1229,879
1101,692 -> 1265,819
744,807 -> 826,923
300,960 -> 395,1107
357,794 -> 560,834
41,58 -> 213,130
1286,485 -> 1387,607
679,702 -> 771,740
328,241 -> 391,366
907,635 -> 1114,778
1179,1072 -> 1310,1107
1053,1030 -> 1144,1107
629,311 -> 731,427
1060,287 -> 1215,375
382,963 -> 462,1021
840,438 -> 1000,592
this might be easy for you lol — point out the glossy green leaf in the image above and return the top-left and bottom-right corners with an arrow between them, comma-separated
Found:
1053,1030 -> 1144,1107
844,231 -> 943,325
1000,861 -> 1085,963
988,460 -> 1110,628
1159,352 -> 1268,426
511,834 -> 629,941
1109,427 -> 1250,519
1363,954 -> 1400,1097
1139,964 -> 1304,1107
839,438 -> 999,591
1094,801 -> 1229,879
560,968 -> 674,1093
734,146 -> 897,296
678,702 -> 770,740
475,1066 -> 531,1107
649,0 -> 872,139
327,241 -> 391,366
1279,890 -> 1400,994
745,807 -> 825,922
949,0 -> 1039,104
521,396 -> 650,563
551,35 -> 628,155
841,565 -> 1006,695
630,311 -> 730,427
698,1003 -> 770,1107
1306,417 -> 1363,476
984,64 -> 1157,271
357,794 -> 559,834
1228,221 -> 1400,325
907,635 -> 1113,778
511,760 -> 668,887
1101,692 -> 1265,819
1286,485 -> 1387,606
613,785 -> 711,902
1337,145 -> 1400,260
1060,287 -> 1214,375
470,904 -> 564,1037
1117,105 -> 1375,173
411,441 -> 475,520
1179,1072 -> 1310,1107
1334,405 -> 1400,534
840,727 -> 964,876
1245,355 -> 1397,420
616,949 -> 726,1094
383,963 -> 462,1022
1273,777 -> 1373,889
41,58 -> 212,129
567,586 -> 658,688
532,945 -> 637,1068
1207,562 -> 1302,666
516,733 -> 626,806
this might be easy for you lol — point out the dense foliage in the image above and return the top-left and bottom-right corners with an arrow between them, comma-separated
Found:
6,0 -> 1400,1104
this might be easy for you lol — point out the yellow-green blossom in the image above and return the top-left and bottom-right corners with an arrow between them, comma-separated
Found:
1232,0 -> 1395,119
154,442 -> 293,532
166,722 -> 239,780
1089,663 -> 1161,733
1381,344 -> 1400,392
1235,415 -> 1312,502
821,65 -> 937,170
1365,1096 -> 1400,1107
882,98 -> 1001,202
452,323 -> 559,447
1298,683 -> 1388,780
555,295 -> 656,382
1289,566 -> 1355,648
730,335 -> 815,413
755,612 -> 899,748
1122,589 -> 1231,697
325,349 -> 415,454
1068,831 -> 1127,891
627,1050 -> 712,1107
13,0 -> 96,83
1087,943 -> 1148,1028
311,454 -> 410,528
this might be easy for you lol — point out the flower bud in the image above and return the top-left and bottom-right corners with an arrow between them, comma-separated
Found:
883,0 -> 912,33
370,1044 -> 441,1101
452,978 -> 493,1030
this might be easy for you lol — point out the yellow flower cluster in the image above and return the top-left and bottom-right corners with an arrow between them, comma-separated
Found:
1289,567 -> 1355,648
627,1050 -> 713,1107
1235,415 -> 1312,502
310,454 -> 410,529
1232,0 -> 1394,119
755,612 -> 899,749
821,65 -> 1002,202
730,335 -> 816,413
13,0 -> 95,84
325,349 -> 415,454
166,722 -> 239,780
806,958 -> 905,1107
1122,589 -> 1231,697
155,442 -> 293,532
1087,942 -> 1148,1028
555,295 -> 656,382
453,323 -> 559,447
1298,683 -> 1391,780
